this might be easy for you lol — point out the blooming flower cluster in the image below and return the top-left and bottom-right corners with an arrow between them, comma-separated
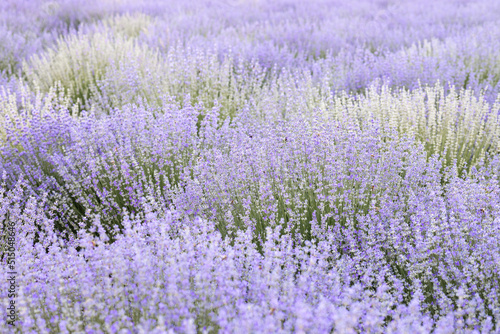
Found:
1,0 -> 500,333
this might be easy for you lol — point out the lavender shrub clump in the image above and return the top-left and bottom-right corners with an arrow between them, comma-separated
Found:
1,0 -> 500,332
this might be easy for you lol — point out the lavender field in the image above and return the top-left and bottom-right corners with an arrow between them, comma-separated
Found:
1,0 -> 500,332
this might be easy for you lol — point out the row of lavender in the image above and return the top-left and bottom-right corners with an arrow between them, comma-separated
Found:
3,0 -> 500,102
1,175 -> 499,332
1,0 -> 500,332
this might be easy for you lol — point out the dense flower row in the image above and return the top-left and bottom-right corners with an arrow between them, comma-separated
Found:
2,0 -> 500,106
0,173 -> 499,333
2,88 -> 498,213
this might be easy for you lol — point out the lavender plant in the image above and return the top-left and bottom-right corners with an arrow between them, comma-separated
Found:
0,101 -> 201,235
331,84 -> 500,171
22,30 -> 161,114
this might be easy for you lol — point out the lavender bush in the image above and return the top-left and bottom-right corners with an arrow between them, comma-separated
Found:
1,0 -> 500,332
